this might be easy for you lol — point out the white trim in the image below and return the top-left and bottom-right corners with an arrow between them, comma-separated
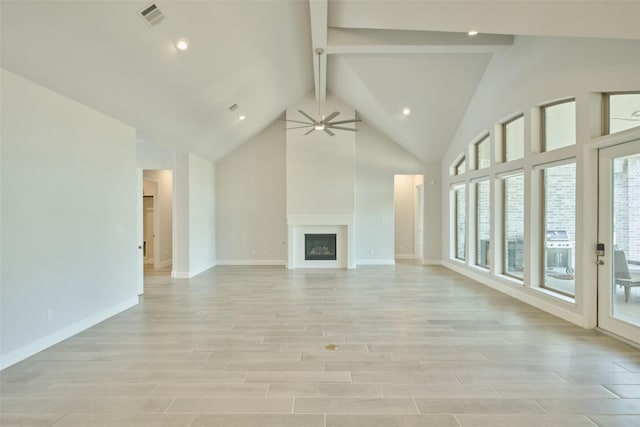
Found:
0,297 -> 139,370
172,271 -> 191,279
496,168 -> 525,179
422,259 -> 442,266
357,259 -> 396,265
394,254 -> 416,259
216,260 -> 286,266
532,155 -> 577,170
443,260 -> 583,327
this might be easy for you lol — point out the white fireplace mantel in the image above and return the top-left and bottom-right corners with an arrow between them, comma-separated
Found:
287,215 -> 355,269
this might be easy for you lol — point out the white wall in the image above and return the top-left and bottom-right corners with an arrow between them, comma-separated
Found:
188,154 -> 216,275
213,111 -> 430,266
143,169 -> 173,267
0,69 -> 138,369
394,175 -> 416,257
172,153 -> 216,278
355,122 -> 425,264
173,153 -> 190,276
216,121 -> 287,264
422,162 -> 442,264
287,93 -> 356,216
136,139 -> 176,170
440,36 -> 640,327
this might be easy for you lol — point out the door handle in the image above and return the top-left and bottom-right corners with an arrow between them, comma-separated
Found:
596,259 -> 604,265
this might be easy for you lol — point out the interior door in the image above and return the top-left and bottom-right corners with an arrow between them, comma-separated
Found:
597,139 -> 640,343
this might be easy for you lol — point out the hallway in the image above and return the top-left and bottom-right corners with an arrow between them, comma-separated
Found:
1,264 -> 639,426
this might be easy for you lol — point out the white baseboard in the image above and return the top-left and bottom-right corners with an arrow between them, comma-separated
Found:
0,296 -> 139,370
394,254 -> 416,260
172,262 -> 217,279
442,260 -> 583,327
216,260 -> 287,266
172,271 -> 191,278
356,259 -> 396,265
422,259 -> 442,266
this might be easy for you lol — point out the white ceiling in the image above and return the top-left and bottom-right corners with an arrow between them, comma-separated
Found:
2,1 -> 639,163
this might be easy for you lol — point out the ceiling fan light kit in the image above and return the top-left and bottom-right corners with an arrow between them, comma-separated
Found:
284,48 -> 361,136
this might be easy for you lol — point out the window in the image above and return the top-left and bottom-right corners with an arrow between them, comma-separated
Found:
605,92 -> 640,135
476,180 -> 491,268
455,157 -> 466,175
475,135 -> 490,169
542,162 -> 576,296
542,99 -> 576,151
454,185 -> 466,260
503,173 -> 524,279
504,115 -> 524,161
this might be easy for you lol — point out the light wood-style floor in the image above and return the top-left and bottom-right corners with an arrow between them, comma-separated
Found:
2,264 -> 640,426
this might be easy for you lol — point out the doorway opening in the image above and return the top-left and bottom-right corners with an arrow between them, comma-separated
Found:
142,170 -> 173,276
597,139 -> 640,344
394,174 -> 424,263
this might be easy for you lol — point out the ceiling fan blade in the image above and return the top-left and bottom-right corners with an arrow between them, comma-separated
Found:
281,118 -> 314,125
304,127 -> 315,135
298,110 -> 317,123
325,125 -> 356,132
326,118 -> 362,125
287,125 -> 314,130
323,127 -> 335,136
323,111 -> 340,122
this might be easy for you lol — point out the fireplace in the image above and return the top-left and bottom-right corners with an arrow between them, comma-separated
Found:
287,215 -> 354,269
305,233 -> 337,261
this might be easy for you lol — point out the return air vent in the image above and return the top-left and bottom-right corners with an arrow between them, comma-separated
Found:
138,3 -> 165,27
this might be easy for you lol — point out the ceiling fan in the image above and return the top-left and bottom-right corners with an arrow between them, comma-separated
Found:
284,48 -> 361,136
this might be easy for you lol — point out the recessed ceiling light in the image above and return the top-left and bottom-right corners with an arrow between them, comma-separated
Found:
468,30 -> 479,36
402,108 -> 411,115
174,38 -> 189,51
238,115 -> 246,121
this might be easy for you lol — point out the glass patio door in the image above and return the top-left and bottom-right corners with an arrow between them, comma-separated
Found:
598,139 -> 640,343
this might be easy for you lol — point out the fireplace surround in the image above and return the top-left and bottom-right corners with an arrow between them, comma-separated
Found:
287,215 -> 355,269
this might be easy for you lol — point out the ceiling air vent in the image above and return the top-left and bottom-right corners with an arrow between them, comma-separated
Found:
138,3 -> 165,27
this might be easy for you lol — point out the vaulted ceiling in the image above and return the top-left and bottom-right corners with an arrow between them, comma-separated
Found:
2,1 -> 639,163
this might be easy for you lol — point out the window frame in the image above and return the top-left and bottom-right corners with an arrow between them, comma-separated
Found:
602,91 -> 640,135
453,184 -> 467,261
455,156 -> 466,176
475,179 -> 491,269
501,171 -> 525,281
538,159 -> 577,298
541,98 -> 576,152
502,114 -> 525,162
473,134 -> 491,170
